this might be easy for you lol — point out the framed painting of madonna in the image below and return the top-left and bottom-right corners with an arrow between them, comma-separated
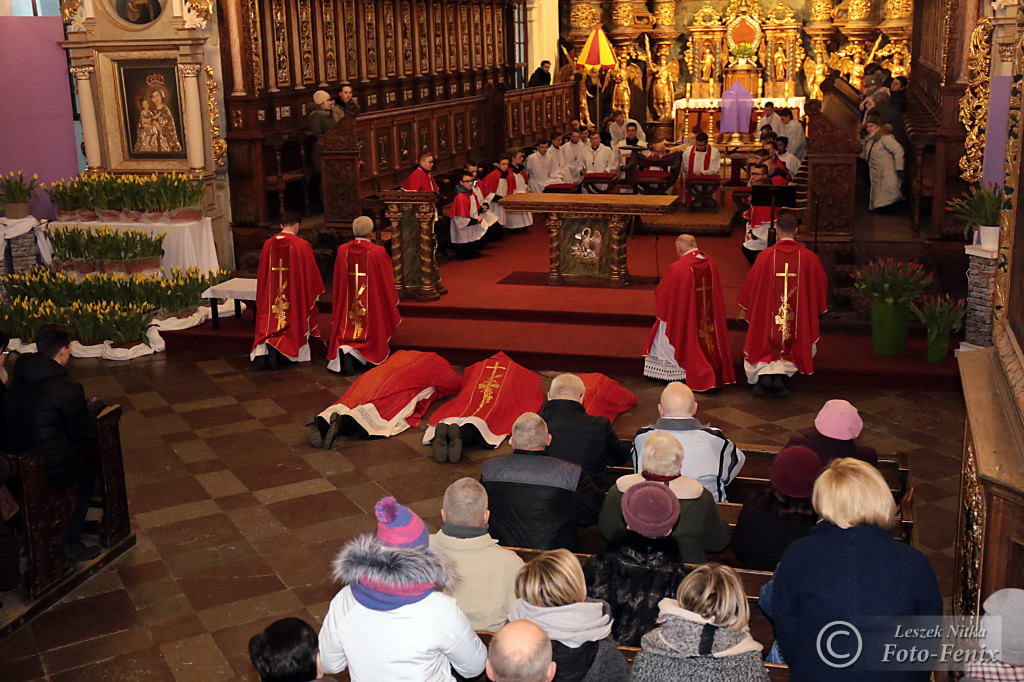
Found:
118,60 -> 187,161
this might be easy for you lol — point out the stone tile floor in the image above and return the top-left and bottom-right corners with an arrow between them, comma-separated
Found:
0,351 -> 965,681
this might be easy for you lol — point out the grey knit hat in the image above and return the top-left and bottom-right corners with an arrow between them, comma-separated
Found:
980,588 -> 1024,665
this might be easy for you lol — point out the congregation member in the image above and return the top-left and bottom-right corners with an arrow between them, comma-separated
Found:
448,170 -> 489,258
738,214 -> 828,398
778,108 -> 806,159
730,445 -> 821,571
537,373 -> 629,486
740,177 -> 779,265
580,131 -> 619,191
583,481 -> 691,647
480,412 -> 603,551
525,140 -> 568,193
889,75 -> 909,112
763,458 -> 942,680
333,81 -> 360,116
862,112 -> 905,214
776,136 -> 800,177
631,564 -> 770,681
309,350 -> 461,447
251,212 -> 324,367
307,90 -> 343,173
401,150 -> 440,192
508,549 -> 631,681
964,588 -> 1024,681
528,60 -> 552,87
561,129 -> 587,183
430,478 -> 524,632
319,496 -> 487,680
757,101 -> 785,137
326,216 -> 400,376
249,617 -> 330,681
643,234 -> 734,391
425,351 -> 543,463
632,382 -> 745,501
605,431 -> 731,562
486,620 -> 557,682
682,132 -> 721,177
608,110 -> 647,147
478,154 -> 516,229
787,399 -> 878,466
5,323 -> 103,561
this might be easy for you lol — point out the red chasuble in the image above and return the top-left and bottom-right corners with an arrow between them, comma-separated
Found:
252,231 -> 325,362
318,350 -> 461,437
401,165 -> 439,192
578,373 -> 638,424
644,249 -> 735,391
422,351 -> 543,447
327,239 -> 400,370
737,239 -> 828,379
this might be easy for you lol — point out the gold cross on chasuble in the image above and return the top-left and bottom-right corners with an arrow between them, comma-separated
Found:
348,262 -> 369,339
471,361 -> 505,415
774,261 -> 798,349
270,258 -> 290,331
694,273 -> 718,355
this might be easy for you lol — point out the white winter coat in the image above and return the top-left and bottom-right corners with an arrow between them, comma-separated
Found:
862,125 -> 905,210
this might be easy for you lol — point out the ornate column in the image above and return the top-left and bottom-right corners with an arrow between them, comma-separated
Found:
223,0 -> 247,95
877,0 -> 913,78
70,65 -> 102,171
178,62 -> 207,172
803,0 -> 836,99
834,0 -> 879,90
568,0 -> 602,49
958,18 -> 993,184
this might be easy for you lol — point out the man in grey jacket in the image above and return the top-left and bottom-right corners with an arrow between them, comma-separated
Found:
631,382 -> 745,501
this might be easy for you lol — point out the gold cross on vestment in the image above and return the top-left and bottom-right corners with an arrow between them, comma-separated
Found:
472,361 -> 506,413
774,262 -> 798,347
696,279 -> 711,310
348,263 -> 369,337
270,258 -> 290,331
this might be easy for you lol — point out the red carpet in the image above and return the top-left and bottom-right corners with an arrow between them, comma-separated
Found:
163,226 -> 962,391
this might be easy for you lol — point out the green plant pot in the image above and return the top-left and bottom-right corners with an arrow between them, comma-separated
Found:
871,300 -> 910,356
927,332 -> 951,364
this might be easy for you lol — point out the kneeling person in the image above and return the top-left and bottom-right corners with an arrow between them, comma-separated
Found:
449,171 -> 488,258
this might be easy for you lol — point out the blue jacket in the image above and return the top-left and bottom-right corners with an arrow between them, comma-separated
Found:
764,522 -> 942,681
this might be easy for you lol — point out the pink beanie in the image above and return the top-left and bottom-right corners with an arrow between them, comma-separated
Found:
375,496 -> 428,548
814,400 -> 863,441
622,482 -> 680,538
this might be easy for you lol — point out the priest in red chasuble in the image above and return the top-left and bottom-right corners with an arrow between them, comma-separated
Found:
737,214 -> 828,398
643,234 -> 735,392
327,216 -> 400,376
251,212 -> 325,366
423,351 -> 543,463
309,350 -> 461,448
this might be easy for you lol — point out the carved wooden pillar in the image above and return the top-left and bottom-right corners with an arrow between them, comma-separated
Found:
70,65 -> 102,171
547,215 -> 563,285
385,203 -> 406,297
178,63 -> 207,172
608,214 -> 625,287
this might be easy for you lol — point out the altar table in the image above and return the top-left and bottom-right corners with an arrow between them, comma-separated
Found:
45,218 -> 220,273
498,194 -> 678,288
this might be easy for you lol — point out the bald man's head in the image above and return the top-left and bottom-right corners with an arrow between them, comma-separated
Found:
486,620 -> 556,682
676,234 -> 697,255
548,374 -> 585,403
659,381 -> 697,418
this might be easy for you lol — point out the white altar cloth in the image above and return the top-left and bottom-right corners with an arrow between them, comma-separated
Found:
45,218 -> 219,272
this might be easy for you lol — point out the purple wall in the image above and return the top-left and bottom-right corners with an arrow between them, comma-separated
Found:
0,17 -> 80,220
983,75 -> 1012,188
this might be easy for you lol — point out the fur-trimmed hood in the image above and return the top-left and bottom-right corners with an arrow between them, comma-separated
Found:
333,534 -> 458,591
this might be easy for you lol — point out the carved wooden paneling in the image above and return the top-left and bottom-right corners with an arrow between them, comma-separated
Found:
459,4 -> 470,71
323,0 -> 338,81
342,0 -> 358,80
271,0 -> 290,87
472,5 -> 483,69
483,4 -> 495,69
418,118 -> 432,154
363,0 -> 379,78
399,0 -> 414,77
397,121 -> 414,166
415,2 -> 429,75
504,82 -> 579,149
374,128 -> 394,173
445,2 -> 457,73
382,0 -> 398,77
436,114 -> 451,155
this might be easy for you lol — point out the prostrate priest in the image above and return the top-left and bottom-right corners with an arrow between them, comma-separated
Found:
778,108 -> 807,160
609,110 -> 647,147
423,351 -> 543,463
448,170 -> 489,258
525,140 -> 568,193
251,212 -> 325,367
737,214 -> 828,398
309,350 -> 461,448
682,132 -> 721,177
561,129 -> 587,184
327,216 -> 400,375
401,150 -> 440,192
643,234 -> 734,392
581,131 -> 618,191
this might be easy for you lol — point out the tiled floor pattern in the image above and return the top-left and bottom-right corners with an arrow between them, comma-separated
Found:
0,351 -> 965,681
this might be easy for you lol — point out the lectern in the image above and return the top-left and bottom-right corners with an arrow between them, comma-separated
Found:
378,191 -> 444,302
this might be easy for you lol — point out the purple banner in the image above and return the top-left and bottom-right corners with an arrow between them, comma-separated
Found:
983,75 -> 1012,188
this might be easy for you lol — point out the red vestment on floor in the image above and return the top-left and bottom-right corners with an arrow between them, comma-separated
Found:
318,350 -> 461,437
578,373 -> 638,424
401,165 -> 439,192
644,249 -> 735,391
737,239 -> 828,379
422,351 -> 543,447
251,231 -> 324,362
327,238 -> 400,370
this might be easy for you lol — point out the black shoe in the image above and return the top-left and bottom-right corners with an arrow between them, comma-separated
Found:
752,375 -> 772,398
340,353 -> 357,376
431,423 -> 450,463
266,348 -> 280,370
448,424 -> 463,463
306,418 -> 328,448
65,541 -> 101,562
771,375 -> 791,397
323,414 -> 344,449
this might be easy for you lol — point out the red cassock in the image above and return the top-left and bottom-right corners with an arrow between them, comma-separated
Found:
327,239 -> 401,370
578,373 -> 638,424
643,249 -> 735,391
737,239 -> 828,381
318,350 -> 462,437
422,351 -> 543,447
251,232 -> 325,362
401,165 -> 439,192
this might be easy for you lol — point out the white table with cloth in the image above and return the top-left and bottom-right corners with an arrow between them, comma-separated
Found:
44,218 -> 219,272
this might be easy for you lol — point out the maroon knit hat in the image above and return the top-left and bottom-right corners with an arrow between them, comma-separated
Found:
769,446 -> 823,499
622,481 -> 680,538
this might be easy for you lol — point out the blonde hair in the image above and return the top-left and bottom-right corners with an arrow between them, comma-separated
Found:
676,564 -> 749,631
641,431 -> 684,477
515,549 -> 586,607
812,458 -> 896,530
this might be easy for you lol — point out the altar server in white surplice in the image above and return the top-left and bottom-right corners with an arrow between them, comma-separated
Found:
560,129 -> 587,184
682,132 -> 721,176
757,101 -> 786,137
549,133 -> 569,171
506,149 -> 533,230
466,162 -> 498,230
609,111 -> 647,147
526,140 -> 569,192
778,108 -> 807,160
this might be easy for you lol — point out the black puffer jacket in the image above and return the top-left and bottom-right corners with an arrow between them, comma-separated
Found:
5,353 -> 93,488
583,531 -> 692,647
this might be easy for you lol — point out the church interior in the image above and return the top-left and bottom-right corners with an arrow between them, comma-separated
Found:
0,0 -> 1023,678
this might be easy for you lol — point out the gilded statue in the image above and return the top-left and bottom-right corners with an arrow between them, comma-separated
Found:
560,44 -> 599,128
642,36 -> 680,120
875,40 -> 912,78
700,42 -> 716,81
774,43 -> 787,80
827,36 -> 881,90
802,56 -> 829,100
603,52 -> 644,115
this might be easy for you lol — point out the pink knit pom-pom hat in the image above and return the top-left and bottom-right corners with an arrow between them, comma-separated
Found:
374,496 -> 429,548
